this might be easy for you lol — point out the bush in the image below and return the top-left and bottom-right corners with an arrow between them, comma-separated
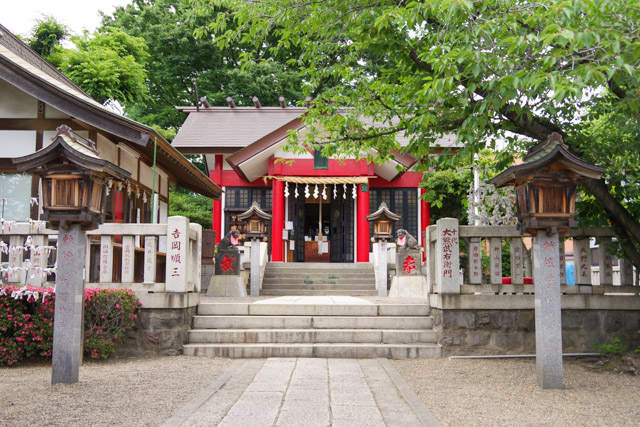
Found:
593,337 -> 628,356
0,285 -> 141,366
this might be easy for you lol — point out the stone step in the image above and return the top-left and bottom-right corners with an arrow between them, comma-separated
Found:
261,283 -> 375,290
192,315 -> 432,330
264,273 -> 375,281
265,262 -> 374,270
197,303 -> 431,317
259,289 -> 378,296
188,328 -> 437,344
183,342 -> 441,359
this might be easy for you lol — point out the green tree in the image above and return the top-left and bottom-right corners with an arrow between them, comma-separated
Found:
49,29 -> 150,105
26,15 -> 69,59
200,0 -> 640,267
100,0 -> 304,130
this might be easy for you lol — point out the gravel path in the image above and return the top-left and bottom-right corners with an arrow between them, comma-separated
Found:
2,356 -> 638,426
0,357 -> 231,427
392,357 -> 640,426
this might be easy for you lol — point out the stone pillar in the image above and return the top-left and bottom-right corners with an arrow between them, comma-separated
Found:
377,239 -> 388,297
250,238 -> 260,296
357,183 -> 370,262
598,237 -> 614,286
28,235 -> 48,287
8,235 -> 22,283
489,237 -> 502,285
271,179 -> 284,262
468,238 -> 482,285
143,236 -> 157,284
620,258 -> 635,286
573,238 -> 592,285
52,224 -> 86,384
166,216 -> 189,292
121,235 -> 135,283
425,227 -> 436,291
510,237 -> 524,285
99,235 -> 113,283
532,230 -> 563,390
435,218 -> 460,294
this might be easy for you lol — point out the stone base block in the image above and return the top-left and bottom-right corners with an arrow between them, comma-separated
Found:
389,275 -> 429,298
207,275 -> 247,297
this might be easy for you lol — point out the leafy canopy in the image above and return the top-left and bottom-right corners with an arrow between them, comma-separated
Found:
200,0 -> 640,266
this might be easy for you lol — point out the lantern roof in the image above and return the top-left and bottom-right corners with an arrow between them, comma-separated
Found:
492,132 -> 605,188
12,125 -> 130,181
366,202 -> 401,222
237,201 -> 273,221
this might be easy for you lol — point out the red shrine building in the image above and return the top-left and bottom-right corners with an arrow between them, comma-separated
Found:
172,101 -> 457,263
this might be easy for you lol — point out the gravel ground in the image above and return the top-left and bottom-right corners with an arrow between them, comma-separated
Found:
3,354 -> 637,426
392,357 -> 640,426
0,356 -> 231,427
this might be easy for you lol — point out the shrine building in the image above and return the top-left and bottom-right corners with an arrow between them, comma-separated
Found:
172,101 -> 458,263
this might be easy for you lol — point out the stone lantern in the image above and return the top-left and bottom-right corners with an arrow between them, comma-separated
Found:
12,125 -> 130,385
367,202 -> 400,296
491,132 -> 604,390
238,201 -> 272,295
237,201 -> 272,240
491,132 -> 604,236
366,202 -> 400,240
13,125 -> 130,230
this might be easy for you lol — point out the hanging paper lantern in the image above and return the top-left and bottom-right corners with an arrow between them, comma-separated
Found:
305,184 -> 310,198
284,182 -> 290,198
294,184 -> 299,198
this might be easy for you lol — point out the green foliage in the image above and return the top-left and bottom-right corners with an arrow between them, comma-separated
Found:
100,0 -> 304,129
169,187 -> 213,230
593,337 -> 628,356
422,168 -> 470,223
202,0 -> 640,268
49,29 -> 150,105
27,16 -> 69,58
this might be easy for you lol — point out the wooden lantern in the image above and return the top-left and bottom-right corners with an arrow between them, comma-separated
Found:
237,201 -> 272,239
492,133 -> 604,235
366,202 -> 400,239
13,125 -> 130,230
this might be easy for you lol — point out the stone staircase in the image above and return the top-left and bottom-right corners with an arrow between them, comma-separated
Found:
260,262 -> 377,296
183,301 -> 441,358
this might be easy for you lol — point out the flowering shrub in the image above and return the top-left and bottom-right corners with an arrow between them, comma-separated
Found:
0,286 -> 141,366
83,288 -> 141,359
0,286 -> 54,366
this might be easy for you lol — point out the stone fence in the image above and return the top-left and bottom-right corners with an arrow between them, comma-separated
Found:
0,216 -> 203,356
424,218 -> 640,356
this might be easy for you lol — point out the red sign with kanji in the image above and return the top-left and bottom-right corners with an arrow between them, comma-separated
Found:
403,256 -> 416,274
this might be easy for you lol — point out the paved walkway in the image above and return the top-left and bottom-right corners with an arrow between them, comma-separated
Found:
162,358 -> 440,427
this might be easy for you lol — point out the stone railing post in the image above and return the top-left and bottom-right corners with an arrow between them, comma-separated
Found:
28,234 -> 48,287
99,235 -> 114,283
190,223 -> 203,293
489,237 -> 502,285
166,216 -> 189,292
510,237 -> 524,285
468,237 -> 482,285
620,259 -> 635,286
598,237 -> 614,286
435,218 -> 460,294
573,238 -> 592,286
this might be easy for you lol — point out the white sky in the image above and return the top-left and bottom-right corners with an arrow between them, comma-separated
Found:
2,0 -> 132,37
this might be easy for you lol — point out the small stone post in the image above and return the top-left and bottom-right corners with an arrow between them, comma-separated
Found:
435,218 -> 461,294
250,238 -> 260,296
51,224 -> 86,384
377,239 -> 388,297
532,230 -> 563,390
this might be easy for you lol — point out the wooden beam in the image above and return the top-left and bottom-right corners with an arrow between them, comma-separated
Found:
0,118 -> 75,131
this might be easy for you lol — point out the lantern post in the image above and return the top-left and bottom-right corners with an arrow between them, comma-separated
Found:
13,125 -> 130,384
492,132 -> 604,389
366,202 -> 400,297
238,202 -> 272,296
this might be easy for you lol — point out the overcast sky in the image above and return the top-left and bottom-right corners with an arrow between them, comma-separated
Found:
2,0 -> 132,37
